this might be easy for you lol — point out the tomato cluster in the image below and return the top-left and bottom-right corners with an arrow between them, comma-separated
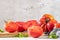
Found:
5,14 -> 60,38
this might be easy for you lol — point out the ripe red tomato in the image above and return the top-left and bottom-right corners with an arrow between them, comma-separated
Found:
39,14 -> 57,33
28,26 -> 43,38
15,21 -> 25,32
5,21 -> 18,33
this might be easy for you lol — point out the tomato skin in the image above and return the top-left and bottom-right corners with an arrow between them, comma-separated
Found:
46,21 -> 55,32
5,21 -> 18,33
15,22 -> 25,32
23,20 -> 39,30
28,26 -> 43,38
39,18 -> 46,25
56,23 -> 60,28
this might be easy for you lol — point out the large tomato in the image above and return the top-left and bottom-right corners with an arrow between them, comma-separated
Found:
28,26 -> 43,38
39,14 -> 57,33
5,21 -> 18,33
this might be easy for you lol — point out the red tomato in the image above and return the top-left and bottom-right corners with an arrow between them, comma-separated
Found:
28,26 -> 43,38
39,14 -> 57,33
5,21 -> 18,33
15,22 -> 25,32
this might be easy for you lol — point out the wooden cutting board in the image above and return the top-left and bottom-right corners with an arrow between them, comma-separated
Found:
0,32 -> 18,38
0,32 -> 49,38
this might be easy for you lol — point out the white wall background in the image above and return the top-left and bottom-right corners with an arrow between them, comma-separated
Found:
0,0 -> 60,29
